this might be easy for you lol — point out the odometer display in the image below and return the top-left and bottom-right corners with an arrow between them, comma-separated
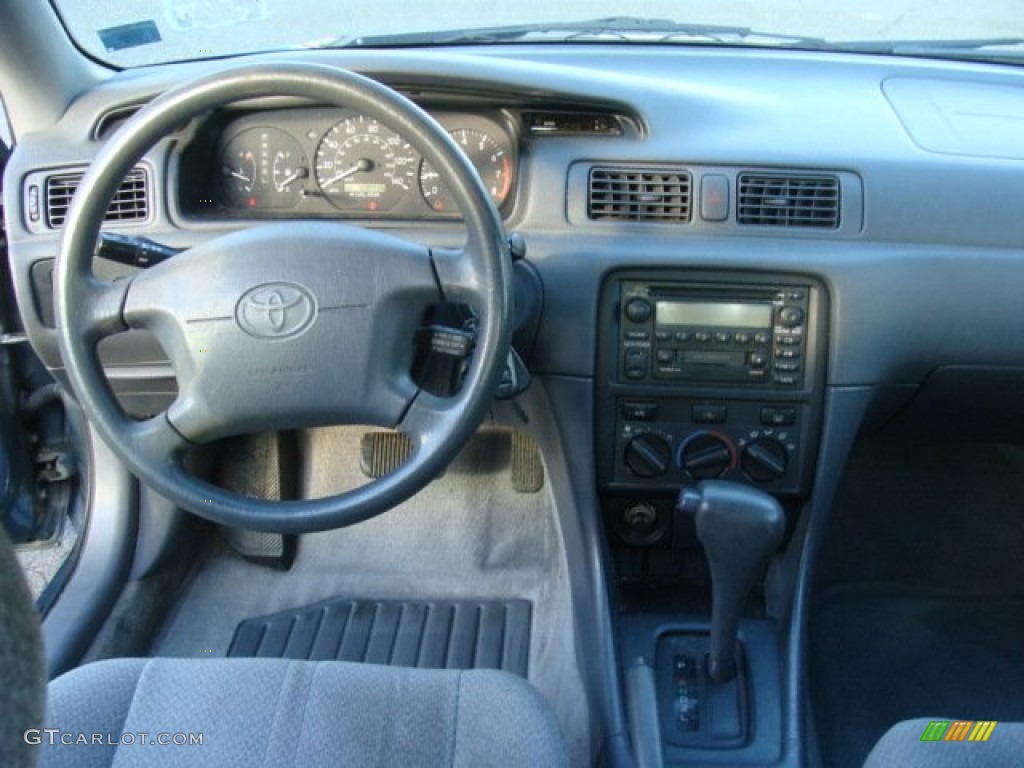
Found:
314,115 -> 416,212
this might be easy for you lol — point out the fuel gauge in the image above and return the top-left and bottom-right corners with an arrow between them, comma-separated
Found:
219,127 -> 308,210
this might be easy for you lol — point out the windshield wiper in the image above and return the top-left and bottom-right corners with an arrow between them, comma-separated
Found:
323,16 -> 825,50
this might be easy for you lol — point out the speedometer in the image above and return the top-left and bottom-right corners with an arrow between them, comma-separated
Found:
314,115 -> 416,212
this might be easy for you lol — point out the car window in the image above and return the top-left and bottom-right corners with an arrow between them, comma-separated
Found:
51,1 -> 1024,69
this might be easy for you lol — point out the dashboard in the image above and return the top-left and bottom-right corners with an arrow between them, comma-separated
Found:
6,33 -> 1024,768
177,107 -> 520,219
8,44 -> 1024,469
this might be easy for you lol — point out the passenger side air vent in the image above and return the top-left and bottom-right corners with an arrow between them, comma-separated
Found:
737,173 -> 840,229
44,167 -> 151,229
588,167 -> 692,222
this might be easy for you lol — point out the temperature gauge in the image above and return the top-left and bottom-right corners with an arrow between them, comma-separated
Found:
219,127 -> 308,209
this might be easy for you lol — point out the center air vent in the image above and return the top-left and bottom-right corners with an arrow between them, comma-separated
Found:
589,167 -> 692,223
737,173 -> 839,229
45,167 -> 150,229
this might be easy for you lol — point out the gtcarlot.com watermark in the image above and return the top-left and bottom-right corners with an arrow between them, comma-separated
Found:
24,730 -> 204,747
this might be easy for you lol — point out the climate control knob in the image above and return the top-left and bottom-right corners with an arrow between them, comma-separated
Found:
741,438 -> 789,482
624,433 -> 672,478
679,432 -> 734,479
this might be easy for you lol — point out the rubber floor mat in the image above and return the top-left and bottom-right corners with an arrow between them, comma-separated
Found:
228,598 -> 532,677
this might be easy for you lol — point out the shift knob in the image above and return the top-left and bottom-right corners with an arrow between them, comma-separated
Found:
678,480 -> 785,683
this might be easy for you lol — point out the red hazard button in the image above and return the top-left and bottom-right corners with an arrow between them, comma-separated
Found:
701,174 -> 730,222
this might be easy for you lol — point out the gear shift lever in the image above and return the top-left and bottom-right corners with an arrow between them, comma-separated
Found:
677,480 -> 785,683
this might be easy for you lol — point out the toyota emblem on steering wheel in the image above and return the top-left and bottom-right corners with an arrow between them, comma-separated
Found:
235,282 -> 317,340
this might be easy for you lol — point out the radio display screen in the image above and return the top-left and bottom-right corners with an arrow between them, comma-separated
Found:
656,301 -> 772,328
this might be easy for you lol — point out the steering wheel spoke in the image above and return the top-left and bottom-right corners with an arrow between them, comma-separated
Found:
432,245 -> 497,308
125,413 -> 191,465
71,276 -> 132,344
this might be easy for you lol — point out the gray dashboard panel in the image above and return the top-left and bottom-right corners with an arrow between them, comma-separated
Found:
883,76 -> 1024,160
4,45 -> 1024,394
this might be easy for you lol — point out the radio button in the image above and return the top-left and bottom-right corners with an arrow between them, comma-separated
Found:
754,332 -> 770,344
735,332 -> 752,344
778,336 -> 801,346
776,348 -> 801,360
775,361 -> 801,373
692,404 -> 728,424
777,306 -> 805,328
774,374 -> 800,386
656,349 -> 676,364
714,331 -> 731,343
625,330 -> 650,341
624,298 -> 653,324
655,331 -> 672,342
749,352 -> 768,369
624,349 -> 649,380
695,331 -> 712,343
674,330 -> 692,342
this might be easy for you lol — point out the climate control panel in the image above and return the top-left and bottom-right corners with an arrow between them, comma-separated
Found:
613,398 -> 809,493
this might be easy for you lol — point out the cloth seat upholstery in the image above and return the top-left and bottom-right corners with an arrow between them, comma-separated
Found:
42,657 -> 569,767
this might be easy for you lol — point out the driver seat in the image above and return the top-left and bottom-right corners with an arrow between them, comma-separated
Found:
42,656 -> 569,767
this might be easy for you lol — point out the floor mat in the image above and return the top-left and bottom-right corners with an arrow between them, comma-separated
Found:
810,441 -> 1024,768
811,591 -> 1024,768
151,427 -> 591,765
228,597 -> 531,676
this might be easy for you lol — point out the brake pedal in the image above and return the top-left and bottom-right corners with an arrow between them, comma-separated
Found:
360,432 -> 414,478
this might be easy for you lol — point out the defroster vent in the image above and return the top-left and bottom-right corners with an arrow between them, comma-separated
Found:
45,166 -> 150,229
589,167 -> 692,222
738,173 -> 839,229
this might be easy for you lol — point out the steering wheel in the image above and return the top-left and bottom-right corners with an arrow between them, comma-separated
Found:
55,62 -> 511,533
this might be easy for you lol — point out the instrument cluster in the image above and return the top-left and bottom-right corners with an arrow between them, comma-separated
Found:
187,107 -> 517,220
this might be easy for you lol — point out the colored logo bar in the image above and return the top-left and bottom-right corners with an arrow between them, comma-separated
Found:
920,721 -> 997,742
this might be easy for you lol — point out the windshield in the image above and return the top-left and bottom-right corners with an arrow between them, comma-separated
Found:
53,0 -> 1024,68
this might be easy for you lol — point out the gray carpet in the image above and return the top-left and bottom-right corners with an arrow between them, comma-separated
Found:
810,441 -> 1024,768
151,426 -> 590,765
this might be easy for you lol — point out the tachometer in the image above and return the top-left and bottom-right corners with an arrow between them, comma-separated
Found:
314,115 -> 417,212
419,128 -> 513,213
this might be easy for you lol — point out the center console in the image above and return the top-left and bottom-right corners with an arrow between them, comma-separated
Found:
597,269 -> 828,545
596,269 -> 828,765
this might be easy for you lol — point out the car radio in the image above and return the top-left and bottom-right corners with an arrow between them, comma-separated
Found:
618,280 -> 810,388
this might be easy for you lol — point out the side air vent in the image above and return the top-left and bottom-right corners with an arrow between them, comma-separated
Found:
45,167 -> 151,229
588,167 -> 692,222
737,173 -> 840,229
93,105 -> 143,140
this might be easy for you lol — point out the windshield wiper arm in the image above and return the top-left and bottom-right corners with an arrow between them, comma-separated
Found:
326,16 -> 825,49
